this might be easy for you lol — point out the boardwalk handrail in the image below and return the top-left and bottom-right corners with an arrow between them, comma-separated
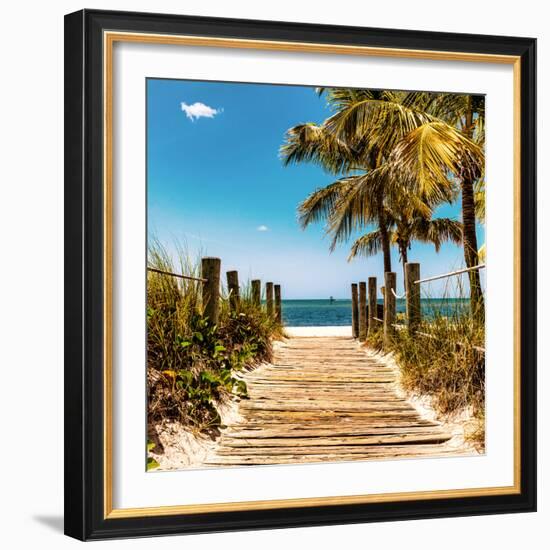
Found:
352,261 -> 485,354
149,261 -> 283,326
391,288 -> 407,299
384,264 -> 485,301
414,263 -> 486,285
147,266 -> 208,282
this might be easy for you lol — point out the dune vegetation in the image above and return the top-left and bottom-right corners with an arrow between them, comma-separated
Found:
366,284 -> 485,446
146,241 -> 283,469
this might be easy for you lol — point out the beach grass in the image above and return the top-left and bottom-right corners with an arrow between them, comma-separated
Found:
367,279 -> 485,448
146,239 -> 283,443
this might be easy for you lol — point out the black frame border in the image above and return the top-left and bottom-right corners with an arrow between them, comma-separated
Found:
64,9 -> 537,541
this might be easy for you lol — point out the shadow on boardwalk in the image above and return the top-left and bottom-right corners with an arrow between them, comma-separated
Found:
207,336 -> 474,466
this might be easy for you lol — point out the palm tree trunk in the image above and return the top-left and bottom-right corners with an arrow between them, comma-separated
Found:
379,214 -> 392,274
377,189 -> 392,274
399,244 -> 408,289
461,96 -> 484,318
461,177 -> 484,317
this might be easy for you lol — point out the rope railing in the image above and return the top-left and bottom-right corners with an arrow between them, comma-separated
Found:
387,264 -> 485,299
351,261 -> 485,354
414,263 -> 485,285
148,261 -> 283,326
147,266 -> 208,283
391,288 -> 407,299
416,329 -> 485,353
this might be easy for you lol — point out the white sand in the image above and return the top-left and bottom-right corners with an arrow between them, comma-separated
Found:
149,398 -> 243,471
284,325 -> 352,337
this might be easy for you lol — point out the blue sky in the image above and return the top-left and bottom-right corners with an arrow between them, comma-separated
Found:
147,79 -> 484,299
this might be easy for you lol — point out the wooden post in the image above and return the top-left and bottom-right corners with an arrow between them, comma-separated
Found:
274,284 -> 282,323
351,283 -> 359,338
368,277 -> 377,335
405,262 -> 421,334
201,257 -> 221,325
251,279 -> 261,307
266,282 -> 274,317
383,272 -> 396,344
358,282 -> 367,341
380,286 -> 386,336
226,270 -> 239,312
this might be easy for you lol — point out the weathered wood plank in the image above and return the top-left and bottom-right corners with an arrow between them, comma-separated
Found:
210,335 -> 464,466
225,426 -> 445,438
220,433 -> 452,447
207,446 -> 467,465
240,402 -> 413,412
226,419 -> 438,430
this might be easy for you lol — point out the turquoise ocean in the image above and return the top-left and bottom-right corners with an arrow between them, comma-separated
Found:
281,299 -> 469,327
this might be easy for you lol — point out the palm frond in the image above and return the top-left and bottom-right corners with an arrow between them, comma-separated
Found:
425,93 -> 468,124
347,230 -> 385,261
474,179 -> 485,223
322,88 -> 381,111
324,98 -> 435,156
325,167 -> 390,250
379,169 -> 437,219
297,178 -> 356,229
412,217 -> 463,252
425,93 -> 485,133
472,115 -> 485,148
280,122 -> 356,174
389,121 -> 484,200
478,243 -> 486,262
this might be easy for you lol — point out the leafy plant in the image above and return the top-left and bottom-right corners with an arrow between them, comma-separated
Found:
146,441 -> 160,471
147,239 -> 282,435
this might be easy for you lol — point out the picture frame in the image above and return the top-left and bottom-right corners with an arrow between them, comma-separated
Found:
64,8 -> 537,541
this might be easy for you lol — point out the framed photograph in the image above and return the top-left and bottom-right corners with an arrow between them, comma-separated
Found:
64,9 -> 536,540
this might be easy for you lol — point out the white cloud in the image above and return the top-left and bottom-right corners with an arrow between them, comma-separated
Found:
257,225 -> 269,232
180,101 -> 221,121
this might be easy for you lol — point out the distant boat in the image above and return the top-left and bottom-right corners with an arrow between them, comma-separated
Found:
329,296 -> 336,304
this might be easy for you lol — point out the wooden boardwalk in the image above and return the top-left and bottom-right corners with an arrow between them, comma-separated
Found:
207,336 -> 462,466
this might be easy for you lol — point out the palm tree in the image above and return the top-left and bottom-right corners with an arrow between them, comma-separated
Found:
281,90 -> 453,274
281,120 -> 395,273
322,90 -> 485,315
327,176 -> 461,284
348,211 -> 463,284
